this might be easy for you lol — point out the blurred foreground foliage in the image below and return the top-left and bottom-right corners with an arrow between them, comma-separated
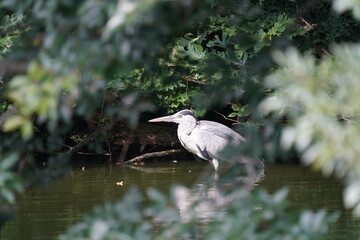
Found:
60,186 -> 336,240
260,45 -> 360,216
0,0 -> 360,238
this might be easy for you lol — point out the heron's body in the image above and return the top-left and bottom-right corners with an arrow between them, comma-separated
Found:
149,110 -> 245,170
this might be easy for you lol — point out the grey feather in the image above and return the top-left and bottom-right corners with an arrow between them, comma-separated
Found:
149,109 -> 246,170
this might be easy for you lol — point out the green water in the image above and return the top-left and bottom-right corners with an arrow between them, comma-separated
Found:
0,160 -> 359,239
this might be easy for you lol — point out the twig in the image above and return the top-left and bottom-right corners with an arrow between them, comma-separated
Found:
300,17 -> 312,29
75,151 -> 111,156
107,141 -> 112,162
213,110 -> 240,124
66,120 -> 114,154
321,48 -> 332,57
180,75 -> 207,85
66,131 -> 99,153
117,143 -> 130,163
300,17 -> 317,31
120,149 -> 184,165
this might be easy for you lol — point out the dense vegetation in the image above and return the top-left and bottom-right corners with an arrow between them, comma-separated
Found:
1,0 -> 360,238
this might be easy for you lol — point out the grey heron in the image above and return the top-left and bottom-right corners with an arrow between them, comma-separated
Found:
148,109 -> 246,170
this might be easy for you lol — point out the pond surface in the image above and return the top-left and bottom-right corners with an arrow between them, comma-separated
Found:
0,159 -> 359,239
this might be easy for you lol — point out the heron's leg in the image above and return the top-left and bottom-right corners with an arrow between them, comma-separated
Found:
211,159 -> 219,171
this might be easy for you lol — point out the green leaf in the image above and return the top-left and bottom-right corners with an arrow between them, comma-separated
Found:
0,188 -> 15,203
2,115 -> 26,132
228,112 -> 237,118
21,120 -> 33,140
0,153 -> 18,170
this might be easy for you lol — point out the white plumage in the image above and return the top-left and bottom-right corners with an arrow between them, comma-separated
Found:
149,110 -> 245,170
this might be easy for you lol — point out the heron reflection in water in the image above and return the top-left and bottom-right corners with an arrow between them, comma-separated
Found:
149,109 -> 265,222
149,109 -> 247,170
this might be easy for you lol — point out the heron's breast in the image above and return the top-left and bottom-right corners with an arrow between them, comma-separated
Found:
177,130 -> 199,155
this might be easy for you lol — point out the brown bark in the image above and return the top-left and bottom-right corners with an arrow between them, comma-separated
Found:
119,149 -> 184,165
0,60 -> 28,80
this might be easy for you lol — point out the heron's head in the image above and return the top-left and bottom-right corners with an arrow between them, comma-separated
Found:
148,109 -> 198,125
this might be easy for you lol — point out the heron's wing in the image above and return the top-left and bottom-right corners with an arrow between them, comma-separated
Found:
197,120 -> 245,144
188,120 -> 245,161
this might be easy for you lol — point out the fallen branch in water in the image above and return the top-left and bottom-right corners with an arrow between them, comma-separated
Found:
65,130 -> 102,154
65,120 -> 114,155
119,149 -> 184,165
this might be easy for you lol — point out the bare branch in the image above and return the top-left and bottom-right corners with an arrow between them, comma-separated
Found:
321,48 -> 332,57
300,17 -> 317,31
0,60 -> 28,80
213,110 -> 240,124
120,149 -> 184,165
180,75 -> 207,85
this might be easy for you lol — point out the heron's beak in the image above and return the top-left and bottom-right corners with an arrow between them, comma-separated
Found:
148,114 -> 176,122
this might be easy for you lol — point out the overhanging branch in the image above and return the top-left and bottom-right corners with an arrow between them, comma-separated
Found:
0,60 -> 28,81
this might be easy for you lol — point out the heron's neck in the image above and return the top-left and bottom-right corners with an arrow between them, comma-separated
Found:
178,119 -> 197,135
